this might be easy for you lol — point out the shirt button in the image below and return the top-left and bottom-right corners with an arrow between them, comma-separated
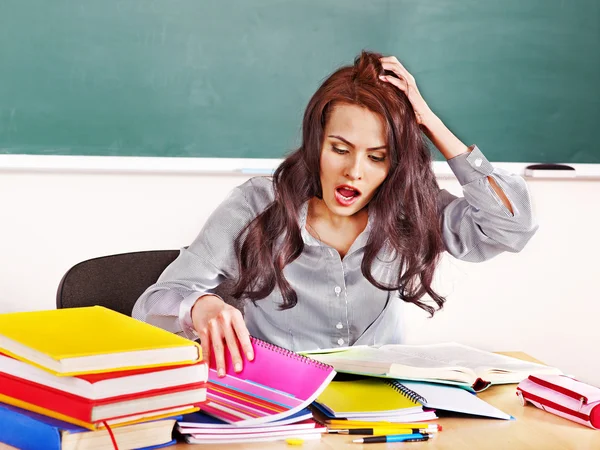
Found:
337,338 -> 344,346
334,286 -> 342,295
474,158 -> 483,167
336,322 -> 343,329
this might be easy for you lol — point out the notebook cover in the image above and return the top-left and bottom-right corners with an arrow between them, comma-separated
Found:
205,336 -> 335,425
210,336 -> 335,401
315,379 -> 422,416
0,369 -> 205,422
399,381 -> 513,420
0,306 -> 201,375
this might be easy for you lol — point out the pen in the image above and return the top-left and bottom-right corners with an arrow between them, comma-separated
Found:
353,433 -> 436,444
332,428 -> 436,435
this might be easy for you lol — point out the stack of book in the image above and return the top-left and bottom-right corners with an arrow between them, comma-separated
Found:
175,336 -> 334,444
0,306 -> 208,450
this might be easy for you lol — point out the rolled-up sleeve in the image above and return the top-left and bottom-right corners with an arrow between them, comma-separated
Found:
132,178 -> 271,339
438,145 -> 538,262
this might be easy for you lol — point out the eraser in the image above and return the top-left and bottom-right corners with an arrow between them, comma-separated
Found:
524,164 -> 576,178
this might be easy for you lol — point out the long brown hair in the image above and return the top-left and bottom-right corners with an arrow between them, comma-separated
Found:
230,51 -> 446,316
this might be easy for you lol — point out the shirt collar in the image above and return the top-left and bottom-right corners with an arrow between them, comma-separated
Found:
298,200 -> 373,252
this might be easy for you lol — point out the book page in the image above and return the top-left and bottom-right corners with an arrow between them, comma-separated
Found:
313,346 -> 466,370
377,343 -> 555,375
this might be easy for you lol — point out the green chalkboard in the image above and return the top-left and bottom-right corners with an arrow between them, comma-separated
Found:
0,0 -> 598,162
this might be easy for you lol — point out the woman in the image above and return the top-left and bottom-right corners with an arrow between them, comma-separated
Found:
132,51 -> 537,377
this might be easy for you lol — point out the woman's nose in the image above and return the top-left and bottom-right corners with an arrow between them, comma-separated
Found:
344,157 -> 363,180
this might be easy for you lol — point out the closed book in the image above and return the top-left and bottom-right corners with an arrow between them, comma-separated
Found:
0,394 -> 198,431
0,352 -> 208,399
0,306 -> 201,376
0,402 -> 179,450
0,370 -> 205,429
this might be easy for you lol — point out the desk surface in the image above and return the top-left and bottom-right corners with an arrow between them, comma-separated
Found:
171,352 -> 599,450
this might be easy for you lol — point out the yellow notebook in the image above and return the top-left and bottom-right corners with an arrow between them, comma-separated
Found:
0,306 -> 201,376
316,378 -> 422,417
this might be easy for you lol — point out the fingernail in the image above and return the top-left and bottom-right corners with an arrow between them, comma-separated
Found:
379,75 -> 386,80
247,352 -> 254,361
235,363 -> 242,372
218,368 -> 225,377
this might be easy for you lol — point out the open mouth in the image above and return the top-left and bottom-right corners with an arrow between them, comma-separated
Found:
334,185 -> 361,206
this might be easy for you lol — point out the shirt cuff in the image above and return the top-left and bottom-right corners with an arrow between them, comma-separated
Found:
446,145 -> 494,186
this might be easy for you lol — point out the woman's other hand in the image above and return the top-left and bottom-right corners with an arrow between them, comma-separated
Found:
379,56 -> 435,126
191,295 -> 254,377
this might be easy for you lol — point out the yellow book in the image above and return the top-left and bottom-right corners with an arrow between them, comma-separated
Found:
0,306 -> 201,376
316,378 -> 422,418
0,392 -> 199,430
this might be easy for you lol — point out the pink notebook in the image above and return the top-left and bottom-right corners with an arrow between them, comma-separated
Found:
207,336 -> 335,425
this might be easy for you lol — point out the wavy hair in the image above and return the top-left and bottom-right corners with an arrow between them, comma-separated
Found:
229,51 -> 446,316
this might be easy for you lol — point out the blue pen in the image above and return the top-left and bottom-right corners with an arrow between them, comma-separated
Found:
352,433 -> 435,444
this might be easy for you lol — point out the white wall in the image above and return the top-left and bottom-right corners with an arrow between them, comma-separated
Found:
1,169 -> 599,385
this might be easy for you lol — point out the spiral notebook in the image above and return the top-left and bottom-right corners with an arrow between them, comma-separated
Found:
204,336 -> 336,426
315,379 -> 424,418
314,378 -> 510,420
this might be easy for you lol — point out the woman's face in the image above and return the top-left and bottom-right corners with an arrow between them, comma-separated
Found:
319,103 -> 391,218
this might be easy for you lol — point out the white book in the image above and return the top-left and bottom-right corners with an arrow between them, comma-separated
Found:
304,342 -> 562,391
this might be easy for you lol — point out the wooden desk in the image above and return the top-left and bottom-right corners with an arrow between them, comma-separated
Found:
171,352 -> 599,450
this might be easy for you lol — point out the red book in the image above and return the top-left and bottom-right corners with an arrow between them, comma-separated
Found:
0,352 -> 207,399
0,370 -> 206,424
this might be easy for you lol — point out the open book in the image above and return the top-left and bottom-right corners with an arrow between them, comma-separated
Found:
303,342 -> 562,391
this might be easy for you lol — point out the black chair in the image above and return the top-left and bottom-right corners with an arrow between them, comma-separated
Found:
56,250 -> 180,316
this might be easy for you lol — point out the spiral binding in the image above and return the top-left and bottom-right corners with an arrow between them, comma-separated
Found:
386,379 -> 428,405
250,336 -> 334,371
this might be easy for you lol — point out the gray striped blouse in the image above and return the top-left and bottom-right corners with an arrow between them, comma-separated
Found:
132,146 -> 538,351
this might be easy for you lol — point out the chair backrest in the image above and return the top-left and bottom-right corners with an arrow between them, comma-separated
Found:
56,250 -> 180,316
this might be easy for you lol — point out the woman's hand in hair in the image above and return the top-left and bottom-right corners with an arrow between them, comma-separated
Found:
191,294 -> 254,377
379,56 -> 436,127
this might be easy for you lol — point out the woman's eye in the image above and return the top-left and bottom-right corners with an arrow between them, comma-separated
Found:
332,146 -> 348,154
369,155 -> 386,162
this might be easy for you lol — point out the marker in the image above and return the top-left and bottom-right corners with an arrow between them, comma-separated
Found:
332,428 -> 437,435
327,420 -> 439,429
524,163 -> 576,178
327,422 -> 441,431
353,433 -> 435,444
